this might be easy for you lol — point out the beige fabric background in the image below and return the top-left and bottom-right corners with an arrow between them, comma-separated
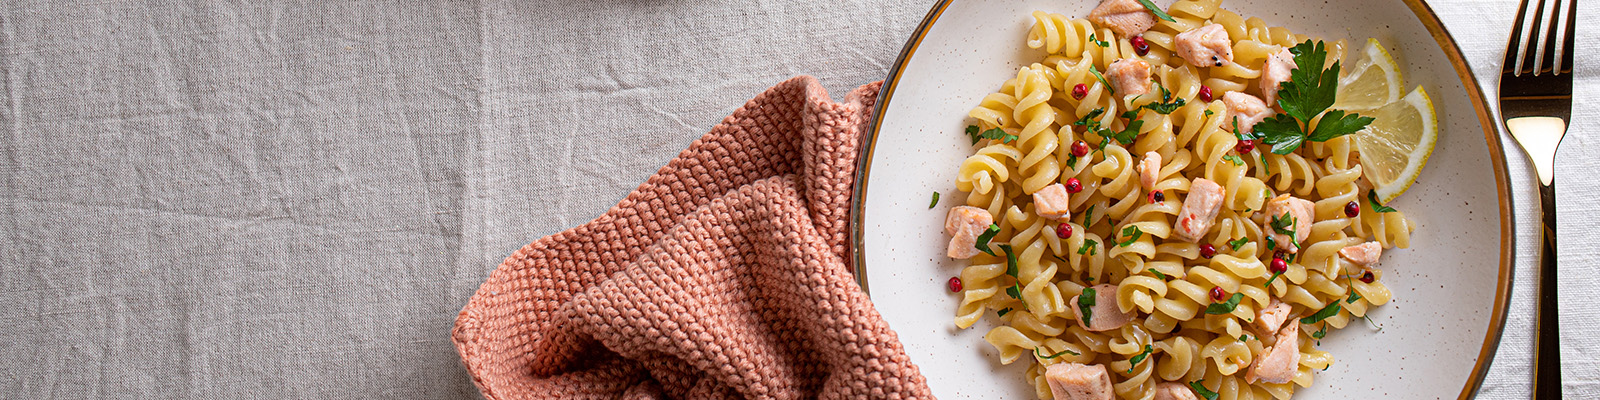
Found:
0,0 -> 1590,398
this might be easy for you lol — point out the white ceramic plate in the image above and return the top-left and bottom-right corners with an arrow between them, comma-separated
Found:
850,0 -> 1513,398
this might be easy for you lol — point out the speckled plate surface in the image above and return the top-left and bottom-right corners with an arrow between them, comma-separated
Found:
850,0 -> 1512,398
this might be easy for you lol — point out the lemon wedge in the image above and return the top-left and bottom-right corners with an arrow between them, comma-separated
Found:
1353,86 -> 1437,203
1335,38 -> 1404,112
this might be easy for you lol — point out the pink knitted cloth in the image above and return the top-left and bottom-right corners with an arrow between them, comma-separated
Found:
452,77 -> 932,399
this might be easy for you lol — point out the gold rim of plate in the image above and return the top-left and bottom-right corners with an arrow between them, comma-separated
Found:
844,1 -> 1516,399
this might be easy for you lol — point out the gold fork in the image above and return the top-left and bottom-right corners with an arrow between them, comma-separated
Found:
1498,0 -> 1573,397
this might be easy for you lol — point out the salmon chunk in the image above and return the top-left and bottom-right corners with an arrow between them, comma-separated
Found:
1088,0 -> 1158,37
1046,363 -> 1116,400
1339,241 -> 1383,266
1106,58 -> 1152,97
1174,178 -> 1224,243
945,206 -> 994,259
1262,194 -> 1314,253
1174,23 -> 1233,68
1261,48 -> 1296,106
1034,183 -> 1074,220
1222,92 -> 1274,134
1070,284 -> 1135,332
1139,151 -> 1162,190
1246,322 -> 1300,384
1255,299 -> 1292,334
1153,382 -> 1200,400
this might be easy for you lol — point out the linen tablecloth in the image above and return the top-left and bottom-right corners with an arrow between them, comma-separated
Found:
0,0 -> 1590,398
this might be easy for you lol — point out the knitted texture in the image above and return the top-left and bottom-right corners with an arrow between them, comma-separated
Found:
452,76 -> 933,399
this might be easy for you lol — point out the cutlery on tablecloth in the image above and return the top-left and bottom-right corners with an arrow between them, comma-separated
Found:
1498,0 -> 1573,396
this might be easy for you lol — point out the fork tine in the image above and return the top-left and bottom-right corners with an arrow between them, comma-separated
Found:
1556,0 -> 1576,75
1530,0 -> 1553,75
1509,0 -> 1536,75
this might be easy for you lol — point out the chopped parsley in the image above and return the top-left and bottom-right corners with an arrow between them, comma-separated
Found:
1368,190 -> 1397,213
997,307 -> 1013,317
1078,287 -> 1097,324
1255,41 -> 1375,154
1264,271 -> 1283,288
1066,153 -> 1079,169
974,224 -> 1001,256
1233,116 -> 1264,142
928,191 -> 940,209
978,127 -> 1018,144
1139,81 -> 1186,115
999,244 -> 1020,278
1347,290 -> 1364,304
1311,322 -> 1329,339
1126,344 -> 1154,373
1227,237 -> 1250,251
1077,239 -> 1099,256
1189,381 -> 1220,400
1270,213 -> 1297,236
1000,244 -> 1025,305
1135,0 -> 1177,22
1110,110 -> 1146,146
1082,205 -> 1096,227
1300,302 -> 1343,324
965,125 -> 982,145
1204,293 -> 1244,315
1204,109 -> 1216,118
1116,225 -> 1144,247
1050,252 -> 1069,264
1089,65 -> 1115,95
1036,347 -> 1081,359
1223,154 -> 1245,166
1089,33 -> 1110,48
1148,268 -> 1167,280
1239,334 -> 1253,342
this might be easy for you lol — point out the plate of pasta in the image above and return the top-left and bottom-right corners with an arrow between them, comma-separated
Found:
850,0 -> 1513,399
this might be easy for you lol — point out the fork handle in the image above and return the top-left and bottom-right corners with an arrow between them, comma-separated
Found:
1533,180 -> 1560,398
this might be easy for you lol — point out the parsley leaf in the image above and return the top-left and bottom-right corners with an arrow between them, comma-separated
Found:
965,125 -> 982,145
1110,110 -> 1146,145
1089,65 -> 1115,95
1127,344 -> 1154,373
1300,302 -> 1343,324
1228,237 -> 1250,251
1204,109 -> 1215,117
1309,109 -> 1377,142
1311,322 -> 1329,339
1254,40 -> 1375,153
1006,284 -> 1024,301
1066,153 -> 1079,169
1078,287 -> 1097,324
1190,381 -> 1220,400
997,307 -> 1013,317
1347,290 -> 1364,304
1036,347 -> 1080,359
1148,268 -> 1167,280
978,127 -> 1019,144
974,224 -> 1001,256
1078,239 -> 1099,256
999,244 -> 1019,278
1257,114 -> 1307,155
1134,0 -> 1177,22
1222,154 -> 1245,166
1368,190 -> 1397,213
928,191 -> 940,209
1117,225 -> 1144,247
1139,81 -> 1186,115
1204,293 -> 1244,315
1240,334 -> 1253,342
1278,41 -> 1336,121
1083,205 -> 1096,227
1270,213 -> 1297,236
1089,33 -> 1109,48
1264,271 -> 1283,288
